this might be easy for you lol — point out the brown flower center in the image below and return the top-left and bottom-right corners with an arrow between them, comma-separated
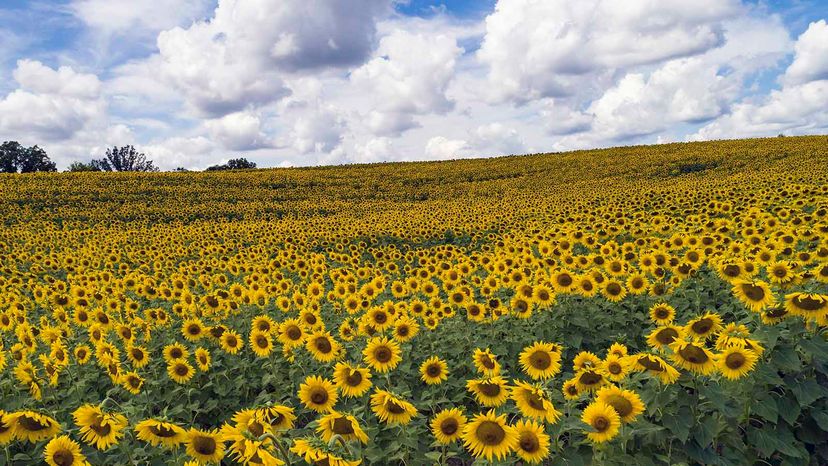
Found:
476,421 -> 506,445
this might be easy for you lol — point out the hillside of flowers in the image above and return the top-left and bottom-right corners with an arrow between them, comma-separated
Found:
1,136 -> 827,465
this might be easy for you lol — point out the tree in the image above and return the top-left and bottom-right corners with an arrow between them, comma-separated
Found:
206,157 -> 257,171
0,141 -> 57,173
67,161 -> 101,172
91,145 -> 159,172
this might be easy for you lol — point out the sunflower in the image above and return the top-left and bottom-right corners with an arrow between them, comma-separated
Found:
135,419 -> 186,448
581,401 -> 621,443
767,261 -> 797,285
716,347 -> 759,380
332,362 -> 372,398
9,411 -> 61,443
257,404 -> 297,431
602,354 -> 632,382
306,331 -> 340,363
181,318 -> 205,342
431,408 -> 466,445
120,371 -> 144,395
607,342 -> 628,358
392,316 -> 419,342
633,354 -> 681,384
684,311 -> 723,339
472,348 -> 500,376
73,404 -> 128,450
194,347 -> 211,371
185,429 -> 225,464
646,325 -> 684,351
251,315 -> 277,334
363,336 -> 401,373
595,386 -> 645,423
467,376 -> 510,407
367,306 -> 395,331
670,339 -> 716,375
562,380 -> 581,400
572,351 -> 601,371
602,279 -> 627,302
461,409 -> 518,462
519,341 -> 562,380
125,344 -> 149,369
732,279 -> 775,312
0,411 -> 14,445
511,380 -> 561,423
760,305 -> 791,325
370,389 -> 417,425
317,412 -> 368,444
513,419 -> 550,464
784,292 -> 828,320
418,356 -> 448,385
219,330 -> 243,354
249,331 -> 274,358
298,375 -> 338,413
551,270 -> 576,293
44,435 -> 87,466
163,343 -> 189,363
74,345 -> 92,364
168,359 -> 195,384
291,438 -> 360,466
648,303 -> 675,325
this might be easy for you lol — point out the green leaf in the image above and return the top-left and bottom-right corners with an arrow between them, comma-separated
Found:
751,395 -> 778,424
812,410 -> 828,431
789,378 -> 825,407
662,406 -> 691,443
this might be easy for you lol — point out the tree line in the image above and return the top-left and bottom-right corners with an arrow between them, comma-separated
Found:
0,141 -> 257,173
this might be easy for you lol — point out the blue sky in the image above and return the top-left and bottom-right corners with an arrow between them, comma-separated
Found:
0,0 -> 826,169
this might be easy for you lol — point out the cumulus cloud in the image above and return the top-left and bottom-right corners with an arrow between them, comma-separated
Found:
155,0 -> 389,117
783,20 -> 828,85
0,60 -> 105,141
477,0 -> 740,104
424,136 -> 469,159
71,0 -> 212,35
351,29 -> 464,136
204,112 -> 271,151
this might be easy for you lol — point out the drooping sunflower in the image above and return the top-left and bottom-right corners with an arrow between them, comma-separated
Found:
595,386 -> 645,424
258,404 -> 297,431
472,348 -> 500,376
185,428 -> 225,464
167,359 -> 195,384
461,409 -> 518,462
317,411 -> 368,444
194,347 -> 211,372
716,347 -> 759,380
633,354 -> 681,384
648,303 -> 675,326
370,389 -> 417,425
511,380 -> 561,423
363,336 -> 401,373
431,408 -> 467,445
420,356 -> 449,385
467,376 -> 510,407
581,401 -> 621,443
519,341 -> 562,380
298,375 -> 338,413
249,330 -> 274,358
513,419 -> 551,464
9,411 -> 61,443
44,435 -> 87,466
291,438 -> 360,466
685,312 -> 723,339
646,325 -> 684,351
306,330 -> 340,363
73,404 -> 128,450
332,362 -> 372,398
670,339 -> 716,375
731,279 -> 775,312
784,292 -> 828,320
135,419 -> 186,448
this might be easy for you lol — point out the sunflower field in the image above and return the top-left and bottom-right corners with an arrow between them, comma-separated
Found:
1,136 -> 827,465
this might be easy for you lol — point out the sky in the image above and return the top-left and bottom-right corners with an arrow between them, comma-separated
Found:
0,0 -> 826,170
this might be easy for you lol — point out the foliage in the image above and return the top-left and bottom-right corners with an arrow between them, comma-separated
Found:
66,162 -> 101,173
0,141 -> 57,173
206,157 -> 258,171
0,135 -> 826,465
91,145 -> 159,172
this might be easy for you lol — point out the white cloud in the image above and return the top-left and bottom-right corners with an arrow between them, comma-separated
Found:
288,107 -> 346,155
354,137 -> 394,163
783,19 -> 828,85
71,0 -> 212,35
424,136 -> 469,159
205,112 -> 270,151
471,123 -> 525,155
477,0 -> 740,104
0,60 -> 105,141
350,29 -> 463,136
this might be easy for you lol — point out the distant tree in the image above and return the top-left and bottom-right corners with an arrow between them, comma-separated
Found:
92,145 -> 159,172
67,161 -> 101,172
205,157 -> 257,171
174,167 -> 189,172
0,141 -> 57,173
